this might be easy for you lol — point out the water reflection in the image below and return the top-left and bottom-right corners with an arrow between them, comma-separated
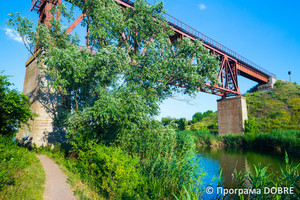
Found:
196,147 -> 300,200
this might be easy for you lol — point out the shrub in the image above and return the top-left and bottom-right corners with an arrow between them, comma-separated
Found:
68,144 -> 140,199
0,72 -> 37,137
191,111 -> 213,124
244,119 -> 258,134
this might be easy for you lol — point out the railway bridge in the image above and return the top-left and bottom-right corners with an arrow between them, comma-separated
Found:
18,0 -> 276,146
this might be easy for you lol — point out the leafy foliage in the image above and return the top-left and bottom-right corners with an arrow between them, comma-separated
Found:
0,72 -> 37,137
7,0 -> 220,199
67,144 -> 141,199
188,112 -> 218,133
244,119 -> 258,134
161,117 -> 187,131
8,0 -> 219,145
190,110 -> 213,124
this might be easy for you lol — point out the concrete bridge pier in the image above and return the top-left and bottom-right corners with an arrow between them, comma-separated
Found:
16,56 -> 62,147
217,96 -> 248,135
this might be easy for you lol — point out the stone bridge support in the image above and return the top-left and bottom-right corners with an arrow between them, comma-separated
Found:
217,96 -> 248,135
16,56 -> 62,147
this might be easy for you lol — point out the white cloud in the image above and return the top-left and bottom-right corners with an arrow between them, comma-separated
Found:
3,28 -> 23,43
198,3 -> 207,10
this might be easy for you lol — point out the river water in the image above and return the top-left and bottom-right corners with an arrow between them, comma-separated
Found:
196,147 -> 300,199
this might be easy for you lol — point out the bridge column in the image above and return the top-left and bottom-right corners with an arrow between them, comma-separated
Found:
217,96 -> 248,135
16,56 -> 60,147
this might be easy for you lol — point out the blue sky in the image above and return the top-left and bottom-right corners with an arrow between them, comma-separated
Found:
1,0 -> 299,120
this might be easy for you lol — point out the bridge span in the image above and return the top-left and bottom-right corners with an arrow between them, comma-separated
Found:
115,0 -> 276,97
31,0 -> 276,97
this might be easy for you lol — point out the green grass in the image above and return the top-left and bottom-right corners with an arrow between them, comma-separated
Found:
184,130 -> 300,156
246,81 -> 300,132
33,126 -> 203,200
0,136 -> 45,200
187,112 -> 218,133
35,145 -> 105,200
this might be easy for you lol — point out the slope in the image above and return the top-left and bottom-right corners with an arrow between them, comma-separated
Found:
187,80 -> 300,132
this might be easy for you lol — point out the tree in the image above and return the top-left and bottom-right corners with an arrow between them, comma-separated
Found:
162,117 -> 187,130
8,0 -> 219,145
192,112 -> 203,124
7,1 -> 220,198
191,110 -> 213,124
0,72 -> 36,137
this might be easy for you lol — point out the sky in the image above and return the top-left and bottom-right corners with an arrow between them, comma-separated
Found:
1,0 -> 299,120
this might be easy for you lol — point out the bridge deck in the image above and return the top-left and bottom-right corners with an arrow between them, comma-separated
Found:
116,0 -> 275,84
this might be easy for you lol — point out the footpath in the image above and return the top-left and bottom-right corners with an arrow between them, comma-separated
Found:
37,155 -> 76,200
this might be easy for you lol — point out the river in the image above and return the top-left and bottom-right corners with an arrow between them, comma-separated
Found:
196,147 -> 300,199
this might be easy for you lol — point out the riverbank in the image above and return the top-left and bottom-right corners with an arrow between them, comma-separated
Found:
184,129 -> 300,156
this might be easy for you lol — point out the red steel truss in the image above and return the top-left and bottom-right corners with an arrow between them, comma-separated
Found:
31,0 -> 275,98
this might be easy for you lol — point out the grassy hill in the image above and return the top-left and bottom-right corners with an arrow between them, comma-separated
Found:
188,112 -> 218,132
187,80 -> 300,132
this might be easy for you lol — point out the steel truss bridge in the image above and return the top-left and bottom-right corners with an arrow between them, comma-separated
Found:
30,0 -> 276,98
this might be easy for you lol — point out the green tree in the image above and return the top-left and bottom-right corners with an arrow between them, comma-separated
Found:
192,112 -> 203,124
0,72 -> 36,137
191,110 -> 213,124
161,117 -> 174,126
8,0 -> 219,145
7,0 -> 219,198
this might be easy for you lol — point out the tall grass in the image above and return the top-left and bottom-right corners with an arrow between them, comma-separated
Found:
0,135 -> 45,200
173,153 -> 299,200
184,130 -> 220,147
117,125 -> 203,199
36,124 -> 204,199
228,152 -> 300,199
187,130 -> 300,156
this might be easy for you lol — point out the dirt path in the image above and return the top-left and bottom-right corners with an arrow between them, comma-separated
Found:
37,155 -> 76,200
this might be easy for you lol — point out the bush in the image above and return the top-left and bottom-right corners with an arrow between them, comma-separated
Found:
161,117 -> 187,131
191,110 -> 213,124
244,119 -> 258,134
0,72 -> 36,137
68,144 -> 141,199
